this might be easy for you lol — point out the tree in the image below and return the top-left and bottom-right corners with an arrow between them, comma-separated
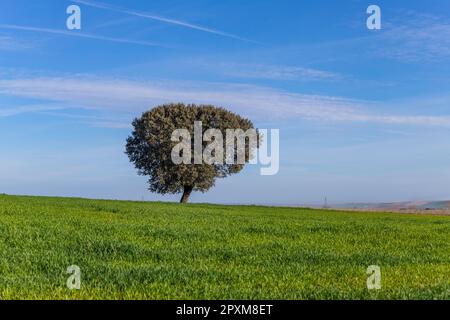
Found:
125,103 -> 259,203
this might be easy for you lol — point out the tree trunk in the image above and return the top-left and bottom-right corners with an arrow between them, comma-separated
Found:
180,186 -> 193,203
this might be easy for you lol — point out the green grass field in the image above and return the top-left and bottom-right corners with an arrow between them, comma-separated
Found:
0,194 -> 449,300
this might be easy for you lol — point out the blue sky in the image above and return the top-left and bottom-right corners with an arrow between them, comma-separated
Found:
1,0 -> 450,205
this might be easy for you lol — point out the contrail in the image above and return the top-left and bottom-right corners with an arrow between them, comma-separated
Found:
73,0 -> 258,43
0,24 -> 164,47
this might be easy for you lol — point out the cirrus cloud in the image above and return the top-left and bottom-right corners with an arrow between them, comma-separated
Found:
0,75 -> 449,127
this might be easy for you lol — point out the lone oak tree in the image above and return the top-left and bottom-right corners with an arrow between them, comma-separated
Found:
125,103 -> 259,203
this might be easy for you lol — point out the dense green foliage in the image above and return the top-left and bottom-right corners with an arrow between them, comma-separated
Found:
0,194 -> 449,299
125,103 -> 258,203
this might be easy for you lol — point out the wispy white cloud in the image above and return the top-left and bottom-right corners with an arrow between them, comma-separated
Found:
0,35 -> 30,51
73,0 -> 257,43
375,12 -> 450,62
296,11 -> 450,64
0,76 -> 449,127
220,63 -> 341,81
34,110 -> 131,129
0,24 -> 165,47
88,120 -> 131,129
0,104 -> 64,118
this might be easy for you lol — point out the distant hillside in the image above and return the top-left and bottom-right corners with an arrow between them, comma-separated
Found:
338,200 -> 450,211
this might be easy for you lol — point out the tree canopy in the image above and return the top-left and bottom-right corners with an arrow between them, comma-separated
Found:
125,103 -> 259,203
